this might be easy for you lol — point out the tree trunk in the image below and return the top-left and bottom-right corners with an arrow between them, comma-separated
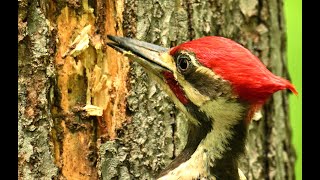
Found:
18,0 -> 295,180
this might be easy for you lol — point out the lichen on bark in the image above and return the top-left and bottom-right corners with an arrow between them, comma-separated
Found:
18,0 -> 58,179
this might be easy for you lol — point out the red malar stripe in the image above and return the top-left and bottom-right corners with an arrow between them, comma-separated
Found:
162,71 -> 189,105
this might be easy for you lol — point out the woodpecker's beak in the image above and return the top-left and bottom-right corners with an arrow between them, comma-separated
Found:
107,35 -> 198,124
107,35 -> 175,75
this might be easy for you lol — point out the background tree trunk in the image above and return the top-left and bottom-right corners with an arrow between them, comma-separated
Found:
18,0 -> 295,179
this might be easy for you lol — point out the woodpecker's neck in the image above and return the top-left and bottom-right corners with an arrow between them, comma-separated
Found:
158,98 -> 248,180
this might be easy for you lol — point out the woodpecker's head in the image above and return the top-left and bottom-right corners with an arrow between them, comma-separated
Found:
107,35 -> 297,126
107,35 -> 297,179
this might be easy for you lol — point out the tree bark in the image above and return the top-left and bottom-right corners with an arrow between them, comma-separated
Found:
18,0 -> 295,180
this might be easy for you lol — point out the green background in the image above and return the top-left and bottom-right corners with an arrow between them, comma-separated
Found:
284,0 -> 302,179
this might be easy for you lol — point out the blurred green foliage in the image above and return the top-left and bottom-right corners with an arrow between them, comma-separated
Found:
284,0 -> 302,180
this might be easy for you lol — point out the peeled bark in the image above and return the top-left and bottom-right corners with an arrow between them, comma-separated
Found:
18,0 -> 295,179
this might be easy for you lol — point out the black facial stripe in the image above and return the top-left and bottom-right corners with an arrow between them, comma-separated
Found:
184,71 -> 233,100
173,51 -> 234,100
185,102 -> 213,126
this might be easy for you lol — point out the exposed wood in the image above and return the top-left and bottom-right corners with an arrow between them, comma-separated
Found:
19,0 -> 129,179
52,1 -> 129,179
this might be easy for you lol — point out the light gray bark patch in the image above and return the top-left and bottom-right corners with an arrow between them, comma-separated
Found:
173,112 -> 189,157
125,62 -> 177,178
123,0 -> 137,37
240,0 -> 259,18
188,0 -> 243,39
18,1 -> 58,179
99,141 -> 131,180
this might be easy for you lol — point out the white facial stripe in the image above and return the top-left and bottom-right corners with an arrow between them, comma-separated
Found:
158,51 -> 240,125
172,51 -> 227,107
164,51 -> 210,107
175,74 -> 210,107
195,66 -> 222,80
179,50 -> 223,80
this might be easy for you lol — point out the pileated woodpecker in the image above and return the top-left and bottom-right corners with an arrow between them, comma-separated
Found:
107,35 -> 297,180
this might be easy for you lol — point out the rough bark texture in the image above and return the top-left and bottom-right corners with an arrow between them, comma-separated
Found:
18,0 -> 58,179
18,0 -> 295,180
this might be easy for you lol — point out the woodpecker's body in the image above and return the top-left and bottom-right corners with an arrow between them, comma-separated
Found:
107,36 -> 297,180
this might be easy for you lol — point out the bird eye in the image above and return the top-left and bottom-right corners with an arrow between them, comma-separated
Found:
177,55 -> 190,72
